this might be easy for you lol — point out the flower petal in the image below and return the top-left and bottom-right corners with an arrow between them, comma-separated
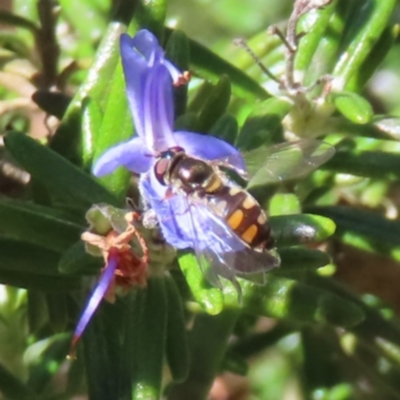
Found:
93,136 -> 153,176
142,64 -> 176,151
70,254 -> 118,352
128,30 -> 183,82
173,131 -> 247,173
120,34 -> 150,139
121,31 -> 183,143
129,30 -> 164,65
128,29 -> 182,80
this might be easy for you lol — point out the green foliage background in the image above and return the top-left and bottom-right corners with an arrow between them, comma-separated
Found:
0,0 -> 400,399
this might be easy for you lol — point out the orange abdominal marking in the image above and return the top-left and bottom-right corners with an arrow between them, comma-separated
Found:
242,224 -> 258,243
227,209 -> 244,230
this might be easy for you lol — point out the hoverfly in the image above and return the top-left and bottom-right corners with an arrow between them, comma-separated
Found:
149,139 -> 334,287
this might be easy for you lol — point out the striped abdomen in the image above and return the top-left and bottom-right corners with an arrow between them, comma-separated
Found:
206,185 -> 273,250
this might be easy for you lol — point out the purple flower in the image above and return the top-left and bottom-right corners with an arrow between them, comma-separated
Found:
94,30 -> 246,250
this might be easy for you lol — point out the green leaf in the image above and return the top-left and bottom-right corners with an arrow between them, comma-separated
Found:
330,116 -> 400,141
0,238 -> 79,290
4,131 -> 118,207
0,237 -> 62,276
165,275 -> 189,384
229,323 -> 295,358
168,310 -> 239,400
331,91 -> 373,124
82,304 -> 114,399
307,206 -> 400,260
131,277 -> 168,400
208,113 -> 238,145
0,362 -> 34,400
197,75 -> 231,133
270,214 -> 336,247
375,337 -> 400,367
373,116 -> 400,140
132,0 -> 167,41
165,28 -> 270,101
26,333 -> 71,392
220,351 -> 248,376
0,31 -> 31,59
332,0 -> 397,88
58,241 -> 102,276
51,14 -> 131,162
187,81 -> 215,113
347,336 -> 400,398
223,276 -> 365,328
0,198 -> 82,252
324,148 -> 400,180
45,292 -> 68,333
58,0 -> 107,43
302,274 -> 400,347
236,98 -> 291,151
295,0 -> 339,83
279,248 -> 331,271
50,104 -> 83,164
301,326 -> 342,391
81,97 -> 102,170
166,30 -> 189,117
27,290 -> 48,334
351,25 -> 398,91
0,269 -> 79,292
174,112 -> 200,132
268,193 -> 301,216
92,60 -> 132,200
178,252 -> 224,315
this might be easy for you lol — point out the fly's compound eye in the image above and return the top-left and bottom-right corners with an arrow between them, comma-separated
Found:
154,157 -> 170,185
154,147 -> 185,185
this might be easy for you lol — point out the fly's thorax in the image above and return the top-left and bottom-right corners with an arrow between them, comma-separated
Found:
169,156 -> 221,195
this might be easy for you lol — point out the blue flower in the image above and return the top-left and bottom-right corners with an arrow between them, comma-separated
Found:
94,30 -> 246,250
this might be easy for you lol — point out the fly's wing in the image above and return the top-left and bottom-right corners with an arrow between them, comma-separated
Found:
186,198 -> 281,287
208,140 -> 335,187
209,154 -> 249,179
243,140 -> 335,187
183,197 -> 224,289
